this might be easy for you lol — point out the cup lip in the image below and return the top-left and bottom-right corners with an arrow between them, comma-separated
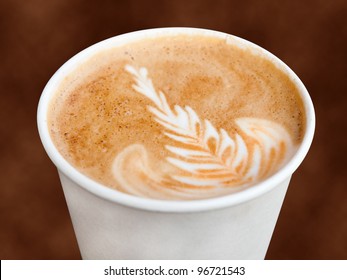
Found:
37,27 -> 315,213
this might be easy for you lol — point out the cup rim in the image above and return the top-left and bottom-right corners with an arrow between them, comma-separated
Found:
37,27 -> 315,213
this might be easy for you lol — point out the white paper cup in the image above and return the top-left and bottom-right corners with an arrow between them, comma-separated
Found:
37,28 -> 315,259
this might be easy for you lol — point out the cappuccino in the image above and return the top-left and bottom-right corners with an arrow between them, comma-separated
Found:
48,34 -> 305,200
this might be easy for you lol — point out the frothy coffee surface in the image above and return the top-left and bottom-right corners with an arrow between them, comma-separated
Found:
48,34 -> 305,200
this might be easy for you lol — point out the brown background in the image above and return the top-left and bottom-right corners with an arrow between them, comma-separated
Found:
1,0 -> 346,259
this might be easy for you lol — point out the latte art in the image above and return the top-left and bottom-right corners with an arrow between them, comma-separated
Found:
111,66 -> 294,199
48,34 -> 305,200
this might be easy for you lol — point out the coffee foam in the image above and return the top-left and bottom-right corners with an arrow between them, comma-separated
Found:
48,34 -> 305,200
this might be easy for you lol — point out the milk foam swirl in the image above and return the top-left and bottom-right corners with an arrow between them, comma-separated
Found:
112,66 -> 294,200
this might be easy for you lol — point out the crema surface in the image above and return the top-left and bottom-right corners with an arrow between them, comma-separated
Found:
48,35 -> 305,200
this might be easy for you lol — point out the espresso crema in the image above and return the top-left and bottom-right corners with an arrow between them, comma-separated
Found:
48,34 -> 305,200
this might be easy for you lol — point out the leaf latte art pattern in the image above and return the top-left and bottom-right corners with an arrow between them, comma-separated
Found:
111,65 -> 294,200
